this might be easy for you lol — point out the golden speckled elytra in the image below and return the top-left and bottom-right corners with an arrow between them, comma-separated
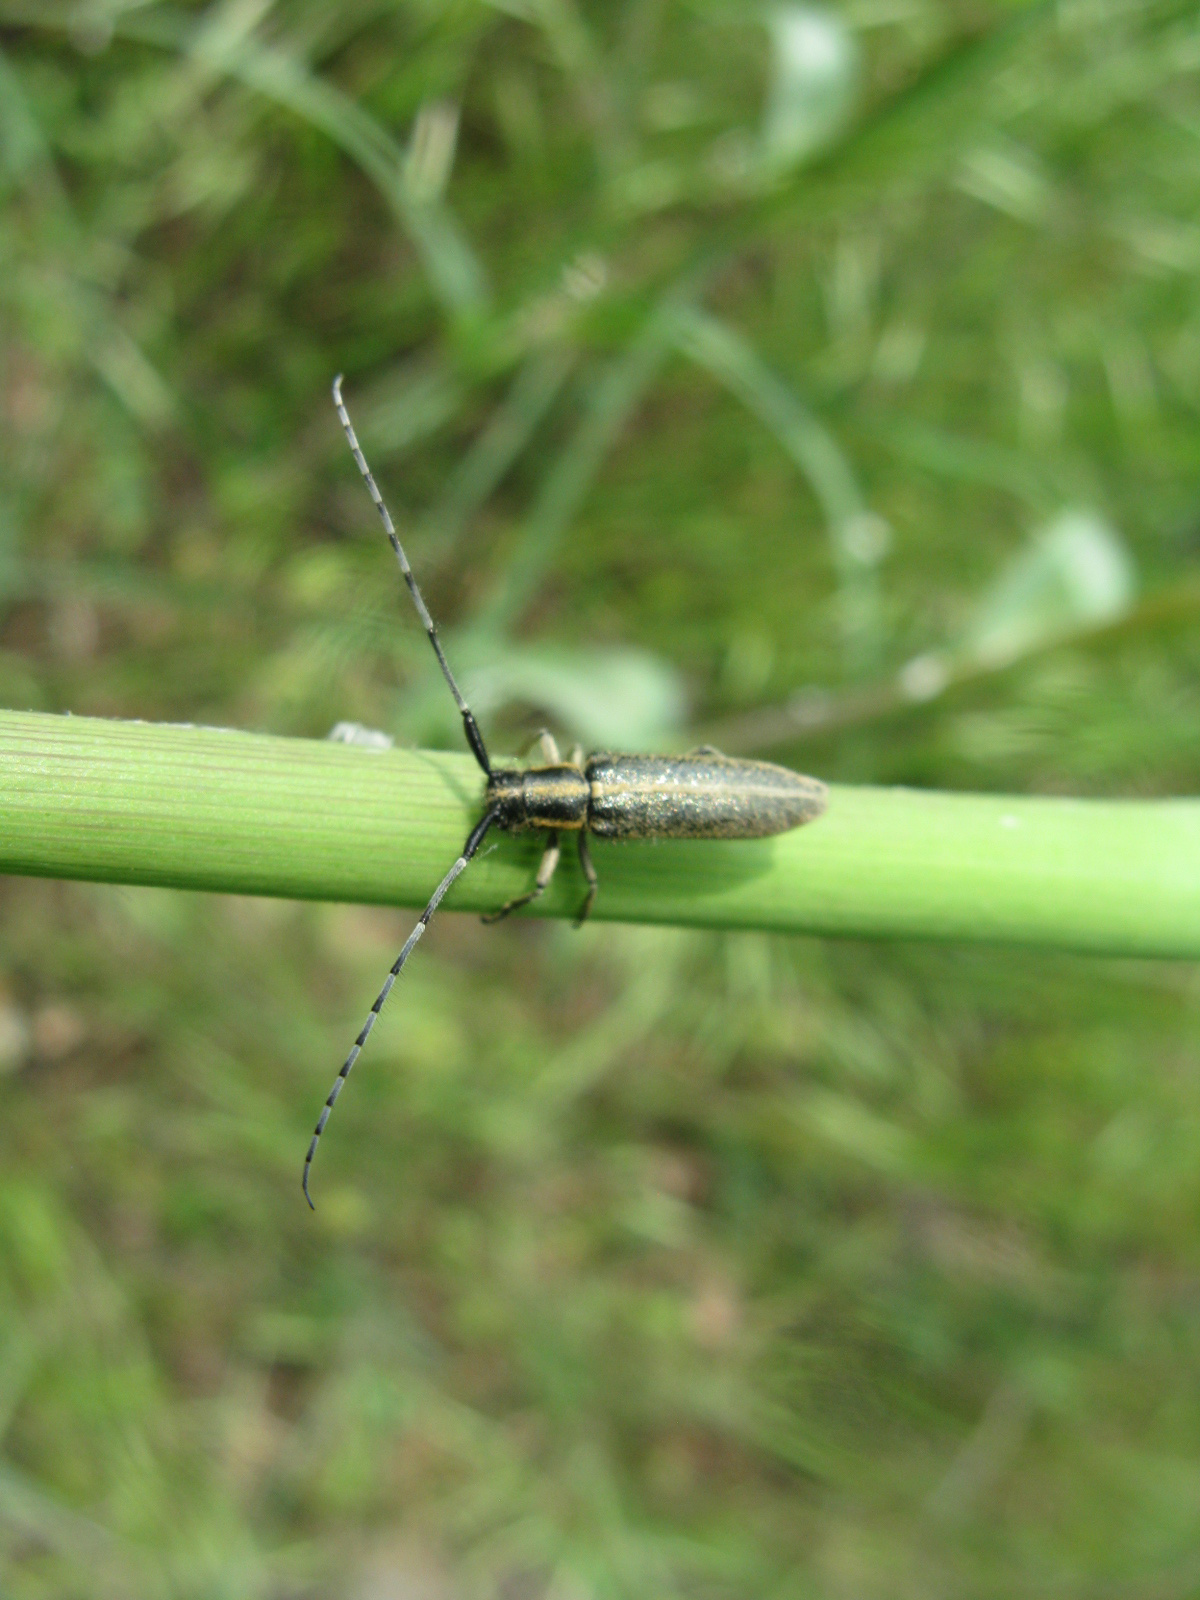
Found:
302,377 -> 828,1207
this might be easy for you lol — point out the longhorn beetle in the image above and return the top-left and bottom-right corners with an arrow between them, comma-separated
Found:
303,376 -> 828,1207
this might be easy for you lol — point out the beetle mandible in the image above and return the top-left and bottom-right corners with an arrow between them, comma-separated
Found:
303,376 -> 828,1207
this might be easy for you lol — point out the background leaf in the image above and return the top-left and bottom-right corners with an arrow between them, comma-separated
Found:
959,508 -> 1136,669
761,5 -> 860,175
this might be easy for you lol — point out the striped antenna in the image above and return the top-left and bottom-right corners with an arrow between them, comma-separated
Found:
303,808 -> 498,1208
331,375 -> 491,776
304,375 -> 505,1207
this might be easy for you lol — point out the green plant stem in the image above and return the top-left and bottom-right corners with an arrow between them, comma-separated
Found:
0,709 -> 1193,958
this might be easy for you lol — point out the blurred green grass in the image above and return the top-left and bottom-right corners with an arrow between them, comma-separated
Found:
2,1 -> 1200,1595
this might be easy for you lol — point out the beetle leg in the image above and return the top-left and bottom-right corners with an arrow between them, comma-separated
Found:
515,728 -> 561,764
575,833 -> 598,926
482,832 -> 560,924
568,743 -> 583,768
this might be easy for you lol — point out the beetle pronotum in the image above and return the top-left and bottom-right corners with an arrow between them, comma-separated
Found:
302,376 -> 828,1207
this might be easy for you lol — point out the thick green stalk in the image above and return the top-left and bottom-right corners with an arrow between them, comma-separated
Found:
0,709 -> 1192,957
